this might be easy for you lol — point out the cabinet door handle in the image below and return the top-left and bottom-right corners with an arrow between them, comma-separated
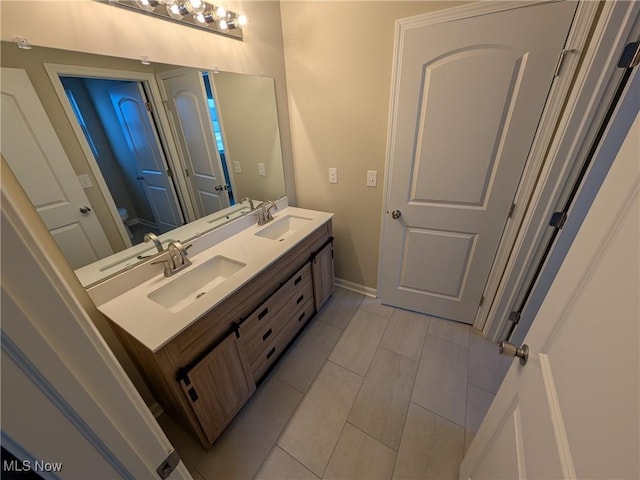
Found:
258,307 -> 269,320
266,347 -> 276,359
298,312 -> 306,322
294,275 -> 302,285
296,294 -> 304,304
262,328 -> 273,342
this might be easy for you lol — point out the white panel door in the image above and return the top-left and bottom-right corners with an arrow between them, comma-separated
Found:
460,104 -> 639,477
379,2 -> 577,323
0,67 -> 113,269
159,69 -> 231,216
108,82 -> 185,234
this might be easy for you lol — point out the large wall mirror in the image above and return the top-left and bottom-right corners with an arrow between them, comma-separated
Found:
1,41 -> 286,286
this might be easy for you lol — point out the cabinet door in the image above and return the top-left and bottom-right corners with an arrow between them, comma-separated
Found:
178,333 -> 255,444
312,240 -> 335,310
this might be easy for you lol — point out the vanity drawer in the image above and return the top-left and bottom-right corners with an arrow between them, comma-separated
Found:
239,262 -> 312,343
242,278 -> 313,362
249,296 -> 316,381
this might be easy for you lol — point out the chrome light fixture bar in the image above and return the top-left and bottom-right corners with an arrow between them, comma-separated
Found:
105,0 -> 247,40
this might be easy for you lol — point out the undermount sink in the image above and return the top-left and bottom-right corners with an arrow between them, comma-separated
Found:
255,215 -> 313,241
147,255 -> 246,312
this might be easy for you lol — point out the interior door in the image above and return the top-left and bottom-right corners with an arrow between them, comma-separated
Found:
158,69 -> 231,217
460,96 -> 639,477
379,2 -> 577,323
108,82 -> 184,234
0,67 -> 113,269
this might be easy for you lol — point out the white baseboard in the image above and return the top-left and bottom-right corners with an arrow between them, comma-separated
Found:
335,278 -> 377,298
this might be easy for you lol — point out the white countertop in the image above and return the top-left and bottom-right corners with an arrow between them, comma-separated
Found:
97,207 -> 333,353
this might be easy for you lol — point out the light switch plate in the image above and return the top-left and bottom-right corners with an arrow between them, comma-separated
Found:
233,161 -> 242,174
77,174 -> 93,188
366,170 -> 377,187
258,163 -> 266,176
329,168 -> 338,184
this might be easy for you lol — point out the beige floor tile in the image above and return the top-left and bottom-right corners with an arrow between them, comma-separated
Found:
324,423 -> 397,480
393,403 -> 465,480
329,310 -> 389,375
196,376 -> 303,480
468,329 -> 511,394
380,309 -> 430,361
156,412 -> 175,432
412,335 -> 468,427
465,385 -> 494,450
277,361 -> 362,477
427,317 -> 470,347
359,296 -> 395,319
191,470 -> 207,480
315,287 -> 364,330
348,348 -> 418,450
255,446 -> 319,480
163,421 -> 207,473
274,317 -> 343,393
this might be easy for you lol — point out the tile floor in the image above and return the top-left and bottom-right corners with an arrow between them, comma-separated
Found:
161,287 -> 512,480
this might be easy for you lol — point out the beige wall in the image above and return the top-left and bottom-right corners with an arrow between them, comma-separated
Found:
280,1 -> 467,290
213,72 -> 286,202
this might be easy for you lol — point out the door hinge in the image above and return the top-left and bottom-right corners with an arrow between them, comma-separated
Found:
156,450 -> 181,480
167,168 -> 173,178
553,49 -> 576,77
184,168 -> 190,177
549,211 -> 568,229
618,41 -> 640,69
507,203 -> 516,219
479,295 -> 485,307
145,101 -> 153,112
508,311 -> 521,325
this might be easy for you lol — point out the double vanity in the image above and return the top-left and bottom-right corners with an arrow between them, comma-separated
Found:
95,205 -> 335,448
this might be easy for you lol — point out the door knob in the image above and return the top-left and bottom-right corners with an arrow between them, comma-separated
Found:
215,185 -> 224,191
79,206 -> 92,214
499,341 -> 529,366
391,210 -> 402,220
136,176 -> 144,180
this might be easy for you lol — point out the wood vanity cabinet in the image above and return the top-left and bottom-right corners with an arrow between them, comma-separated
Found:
110,220 -> 334,448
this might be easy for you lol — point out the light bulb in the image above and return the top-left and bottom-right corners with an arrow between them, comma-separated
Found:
186,0 -> 205,15
218,18 -> 228,30
166,0 -> 187,19
215,5 -> 226,18
237,14 -> 247,26
135,0 -> 157,12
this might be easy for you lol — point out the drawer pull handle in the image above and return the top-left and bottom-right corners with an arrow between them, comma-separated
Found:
258,307 -> 269,320
294,275 -> 302,285
296,294 -> 304,304
262,328 -> 273,341
298,312 -> 306,322
266,347 -> 276,359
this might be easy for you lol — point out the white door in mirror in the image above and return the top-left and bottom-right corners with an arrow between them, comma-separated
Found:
1,67 -> 113,268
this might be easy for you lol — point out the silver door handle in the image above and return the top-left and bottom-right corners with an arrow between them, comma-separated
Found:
391,210 -> 402,220
79,206 -> 92,214
499,341 -> 529,366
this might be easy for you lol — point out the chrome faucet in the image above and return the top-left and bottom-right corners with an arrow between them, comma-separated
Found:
239,196 -> 255,210
256,200 -> 278,226
152,241 -> 192,277
144,232 -> 163,253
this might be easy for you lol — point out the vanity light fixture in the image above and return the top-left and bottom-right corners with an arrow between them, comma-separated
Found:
106,0 -> 247,40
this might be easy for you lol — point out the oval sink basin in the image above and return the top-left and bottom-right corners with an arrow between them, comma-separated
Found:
255,215 -> 313,241
147,255 -> 246,312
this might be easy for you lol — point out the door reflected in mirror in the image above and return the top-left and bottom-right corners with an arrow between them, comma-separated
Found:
0,42 -> 287,286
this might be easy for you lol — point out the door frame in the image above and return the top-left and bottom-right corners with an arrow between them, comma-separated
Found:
44,63 -> 196,245
1,161 -> 192,479
378,1 -> 636,338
